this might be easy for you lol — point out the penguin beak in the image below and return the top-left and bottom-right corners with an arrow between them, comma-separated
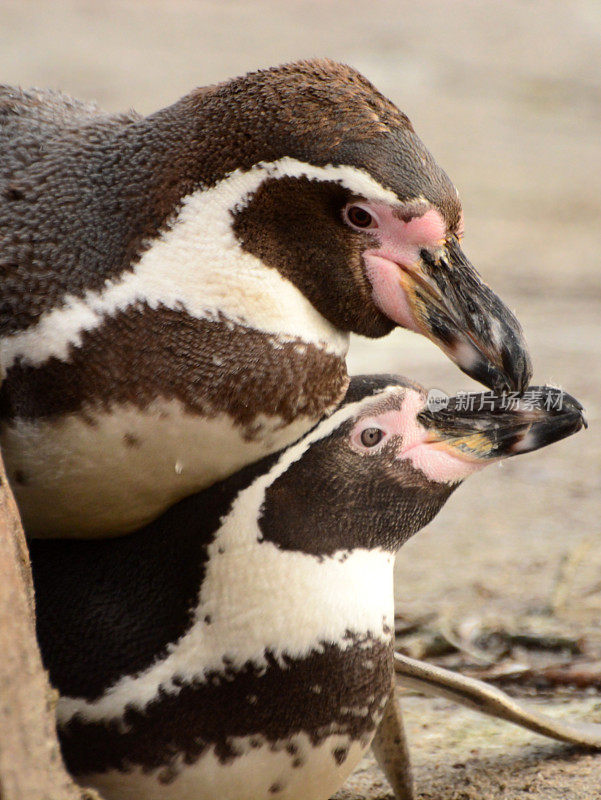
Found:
416,386 -> 587,463
400,237 -> 532,393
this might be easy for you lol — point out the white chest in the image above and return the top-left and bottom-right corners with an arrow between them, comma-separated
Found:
52,466 -> 396,800
2,400 -> 313,536
63,539 -> 395,800
80,733 -> 370,800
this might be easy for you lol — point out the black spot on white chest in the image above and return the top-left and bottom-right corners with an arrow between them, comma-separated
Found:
58,635 -> 393,781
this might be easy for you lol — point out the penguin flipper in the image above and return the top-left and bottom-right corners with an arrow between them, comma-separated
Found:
394,651 -> 601,748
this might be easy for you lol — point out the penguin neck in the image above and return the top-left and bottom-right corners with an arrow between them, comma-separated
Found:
32,454 -> 396,719
104,102 -> 351,355
204,481 -> 397,651
142,456 -> 398,649
2,99 -> 352,538
46,462 -> 397,798
30,455 -> 277,702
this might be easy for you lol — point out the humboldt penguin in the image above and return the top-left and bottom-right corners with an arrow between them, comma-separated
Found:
29,375 -> 584,800
0,59 -> 531,537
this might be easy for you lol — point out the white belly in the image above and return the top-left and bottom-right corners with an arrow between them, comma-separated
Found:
50,500 -> 396,799
2,399 -> 312,537
79,733 -> 368,800
55,547 -> 395,800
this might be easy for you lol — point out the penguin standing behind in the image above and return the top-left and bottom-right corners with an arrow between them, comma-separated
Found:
30,375 -> 585,800
0,59 -> 531,538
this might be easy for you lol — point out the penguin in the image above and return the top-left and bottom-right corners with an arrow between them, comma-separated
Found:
0,59 -> 532,538
29,375 -> 585,800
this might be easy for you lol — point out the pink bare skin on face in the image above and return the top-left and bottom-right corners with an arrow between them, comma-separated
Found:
342,197 -> 531,394
350,390 -> 486,485
355,202 -> 448,332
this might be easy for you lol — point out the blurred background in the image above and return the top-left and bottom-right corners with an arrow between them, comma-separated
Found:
2,1 -> 600,796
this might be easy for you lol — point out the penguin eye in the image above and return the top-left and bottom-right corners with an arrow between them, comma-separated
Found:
360,427 -> 384,447
344,204 -> 378,231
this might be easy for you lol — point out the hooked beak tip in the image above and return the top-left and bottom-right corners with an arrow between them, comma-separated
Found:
419,386 -> 586,462
408,240 -> 533,394
445,334 -> 532,395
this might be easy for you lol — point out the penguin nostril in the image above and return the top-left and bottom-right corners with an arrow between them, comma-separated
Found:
420,248 -> 436,267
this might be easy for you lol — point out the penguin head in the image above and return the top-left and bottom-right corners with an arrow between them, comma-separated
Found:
176,59 -> 531,392
257,375 -> 586,556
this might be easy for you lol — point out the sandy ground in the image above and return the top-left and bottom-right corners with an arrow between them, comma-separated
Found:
335,693 -> 601,800
1,1 -> 600,797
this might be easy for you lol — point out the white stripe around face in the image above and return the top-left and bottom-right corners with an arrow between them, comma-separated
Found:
1,158 -> 400,370
57,393 -> 398,724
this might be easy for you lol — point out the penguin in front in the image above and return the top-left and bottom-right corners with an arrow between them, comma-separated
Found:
29,375 -> 585,800
0,59 -> 532,538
